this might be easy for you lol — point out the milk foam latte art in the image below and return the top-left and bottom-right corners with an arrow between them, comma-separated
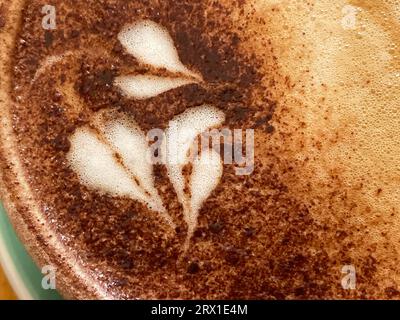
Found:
68,20 -> 233,252
0,0 -> 399,299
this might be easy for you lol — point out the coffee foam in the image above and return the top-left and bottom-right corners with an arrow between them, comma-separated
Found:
69,16 -> 227,250
164,105 -> 226,166
67,113 -> 174,228
249,0 -> 400,289
6,0 -> 400,299
189,148 -> 223,235
118,20 -> 200,79
68,127 -> 144,198
163,105 -> 225,207
163,105 -> 225,249
114,75 -> 194,99
67,105 -> 224,244
68,18 -> 226,239
99,117 -> 165,211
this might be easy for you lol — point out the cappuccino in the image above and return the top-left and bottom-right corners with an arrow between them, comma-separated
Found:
0,0 -> 399,299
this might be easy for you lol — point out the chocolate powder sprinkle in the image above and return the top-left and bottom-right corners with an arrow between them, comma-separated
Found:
8,0 -> 385,299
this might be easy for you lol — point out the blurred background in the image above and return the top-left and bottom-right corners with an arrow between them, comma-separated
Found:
0,206 -> 62,300
0,268 -> 16,299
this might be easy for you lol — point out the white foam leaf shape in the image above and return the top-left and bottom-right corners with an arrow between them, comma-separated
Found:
99,119 -> 166,214
68,128 -> 146,199
68,119 -> 175,229
163,105 -> 225,249
114,75 -> 194,100
185,148 -> 223,249
118,20 -> 200,79
163,105 -> 225,203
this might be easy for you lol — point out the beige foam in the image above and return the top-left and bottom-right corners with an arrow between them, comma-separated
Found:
248,0 -> 400,291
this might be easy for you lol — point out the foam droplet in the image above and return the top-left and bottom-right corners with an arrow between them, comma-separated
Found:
185,148 -> 223,249
114,75 -> 194,100
190,149 -> 223,217
163,105 -> 224,205
118,20 -> 200,79
163,105 -> 225,251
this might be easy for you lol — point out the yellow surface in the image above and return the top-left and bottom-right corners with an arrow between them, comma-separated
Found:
0,266 -> 16,299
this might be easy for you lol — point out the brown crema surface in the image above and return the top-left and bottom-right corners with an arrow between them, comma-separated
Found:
6,0 -> 400,299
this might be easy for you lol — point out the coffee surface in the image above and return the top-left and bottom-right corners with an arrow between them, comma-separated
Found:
7,0 -> 400,299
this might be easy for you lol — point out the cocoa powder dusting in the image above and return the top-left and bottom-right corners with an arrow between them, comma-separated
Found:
8,0 -> 385,299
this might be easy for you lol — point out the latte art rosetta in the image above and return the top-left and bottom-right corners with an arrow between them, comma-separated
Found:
68,20 -> 228,251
